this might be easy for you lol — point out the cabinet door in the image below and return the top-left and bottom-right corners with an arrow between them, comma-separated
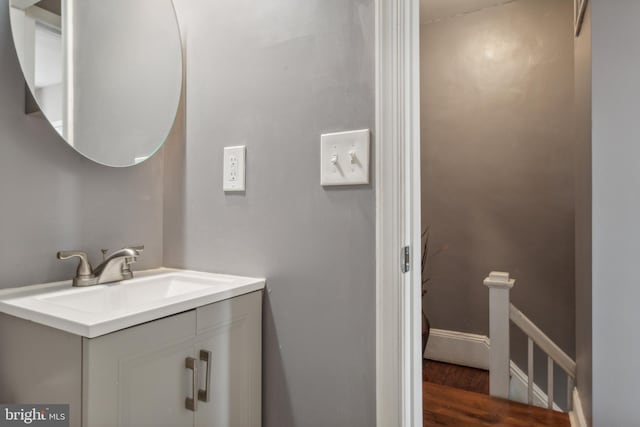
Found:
83,311 -> 197,427
194,291 -> 262,427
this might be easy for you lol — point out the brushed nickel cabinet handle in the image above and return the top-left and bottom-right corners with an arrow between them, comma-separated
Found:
198,350 -> 212,402
185,356 -> 197,411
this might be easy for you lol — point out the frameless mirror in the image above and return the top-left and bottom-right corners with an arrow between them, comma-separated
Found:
8,0 -> 182,167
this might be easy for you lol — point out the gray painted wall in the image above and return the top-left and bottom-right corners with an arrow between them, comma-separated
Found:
0,0 -> 164,289
574,2 -> 592,425
592,1 -> 640,425
164,1 -> 375,426
420,0 -> 575,405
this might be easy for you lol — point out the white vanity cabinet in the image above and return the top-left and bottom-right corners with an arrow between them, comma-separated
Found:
0,290 -> 262,427
84,290 -> 262,427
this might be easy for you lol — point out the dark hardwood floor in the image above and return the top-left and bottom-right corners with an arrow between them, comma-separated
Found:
423,360 -> 570,426
423,359 -> 489,394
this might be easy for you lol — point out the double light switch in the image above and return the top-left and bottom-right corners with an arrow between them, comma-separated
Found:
320,129 -> 370,186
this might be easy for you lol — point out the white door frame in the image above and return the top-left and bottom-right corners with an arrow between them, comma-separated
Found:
375,0 -> 422,425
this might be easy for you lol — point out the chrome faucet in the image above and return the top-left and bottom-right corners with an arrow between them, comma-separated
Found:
57,245 -> 144,287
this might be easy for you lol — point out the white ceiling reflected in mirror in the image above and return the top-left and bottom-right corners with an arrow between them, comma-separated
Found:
9,0 -> 182,167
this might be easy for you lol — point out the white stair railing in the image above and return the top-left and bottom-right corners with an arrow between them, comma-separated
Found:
484,271 -> 576,411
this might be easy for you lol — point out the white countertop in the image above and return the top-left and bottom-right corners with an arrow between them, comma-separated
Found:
0,268 -> 265,338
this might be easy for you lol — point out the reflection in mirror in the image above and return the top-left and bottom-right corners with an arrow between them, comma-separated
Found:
9,0 -> 182,167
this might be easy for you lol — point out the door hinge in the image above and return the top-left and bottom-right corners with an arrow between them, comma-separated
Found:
401,246 -> 410,273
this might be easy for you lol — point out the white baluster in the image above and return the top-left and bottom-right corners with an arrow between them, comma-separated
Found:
528,338 -> 534,405
484,271 -> 515,399
547,356 -> 554,409
567,376 -> 574,411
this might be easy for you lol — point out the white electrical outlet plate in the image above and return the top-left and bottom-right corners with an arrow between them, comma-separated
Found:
223,145 -> 246,192
320,129 -> 370,186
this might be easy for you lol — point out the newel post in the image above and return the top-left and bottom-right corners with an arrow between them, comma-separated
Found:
484,271 -> 515,399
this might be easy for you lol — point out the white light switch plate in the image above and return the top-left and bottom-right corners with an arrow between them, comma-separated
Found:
320,129 -> 370,186
223,145 -> 246,192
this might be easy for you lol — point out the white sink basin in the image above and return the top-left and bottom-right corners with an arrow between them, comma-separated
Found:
36,274 -> 229,313
0,269 -> 264,338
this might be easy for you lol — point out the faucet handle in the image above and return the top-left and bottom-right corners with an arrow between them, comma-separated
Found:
122,245 -> 144,272
121,247 -> 143,279
57,251 -> 94,278
128,245 -> 144,255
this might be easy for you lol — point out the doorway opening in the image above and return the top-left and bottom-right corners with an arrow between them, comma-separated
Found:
418,0 -> 581,425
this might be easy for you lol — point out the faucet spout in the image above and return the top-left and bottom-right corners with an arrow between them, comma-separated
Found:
93,246 -> 144,284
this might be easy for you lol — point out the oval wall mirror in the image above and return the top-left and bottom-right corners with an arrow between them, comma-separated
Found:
8,0 -> 182,167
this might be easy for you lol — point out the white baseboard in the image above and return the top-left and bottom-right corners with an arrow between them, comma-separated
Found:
424,329 -> 490,370
569,388 -> 588,427
425,328 -> 560,411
